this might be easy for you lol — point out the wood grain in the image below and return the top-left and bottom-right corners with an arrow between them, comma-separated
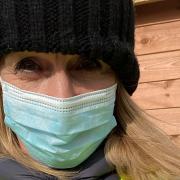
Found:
135,0 -> 180,26
132,79 -> 180,109
170,135 -> 180,147
137,51 -> 180,83
135,20 -> 180,55
133,0 -> 180,147
146,108 -> 180,135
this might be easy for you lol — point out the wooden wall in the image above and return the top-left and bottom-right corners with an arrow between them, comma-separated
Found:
132,0 -> 180,147
134,0 -> 164,6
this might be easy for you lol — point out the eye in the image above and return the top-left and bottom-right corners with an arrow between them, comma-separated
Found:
79,60 -> 102,71
71,57 -> 102,71
15,57 -> 42,73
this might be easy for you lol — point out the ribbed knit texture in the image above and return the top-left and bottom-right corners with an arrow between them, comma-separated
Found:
0,0 -> 140,96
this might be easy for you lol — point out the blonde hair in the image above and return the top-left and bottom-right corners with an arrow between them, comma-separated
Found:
0,81 -> 180,180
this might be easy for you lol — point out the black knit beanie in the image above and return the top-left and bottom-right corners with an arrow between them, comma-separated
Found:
0,0 -> 140,96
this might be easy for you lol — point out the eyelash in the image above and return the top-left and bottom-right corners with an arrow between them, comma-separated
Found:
15,57 -> 42,73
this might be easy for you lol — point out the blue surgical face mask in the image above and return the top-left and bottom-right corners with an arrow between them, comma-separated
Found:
1,79 -> 117,169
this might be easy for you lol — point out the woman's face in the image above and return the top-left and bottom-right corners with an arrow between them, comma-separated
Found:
0,51 -> 116,97
0,51 -> 117,154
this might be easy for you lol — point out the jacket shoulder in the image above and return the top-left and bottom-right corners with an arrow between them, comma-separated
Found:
0,158 -> 51,180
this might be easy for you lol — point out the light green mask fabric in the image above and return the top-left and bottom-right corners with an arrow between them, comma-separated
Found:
1,79 -> 117,169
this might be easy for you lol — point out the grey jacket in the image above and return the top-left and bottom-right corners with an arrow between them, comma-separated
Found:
0,142 -> 119,180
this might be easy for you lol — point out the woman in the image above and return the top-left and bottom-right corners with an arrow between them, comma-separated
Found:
0,0 -> 180,179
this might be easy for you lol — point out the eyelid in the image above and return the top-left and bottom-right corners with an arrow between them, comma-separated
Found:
14,57 -> 42,72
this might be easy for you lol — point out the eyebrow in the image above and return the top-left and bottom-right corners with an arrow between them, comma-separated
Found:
66,55 -> 87,69
7,51 -> 80,62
